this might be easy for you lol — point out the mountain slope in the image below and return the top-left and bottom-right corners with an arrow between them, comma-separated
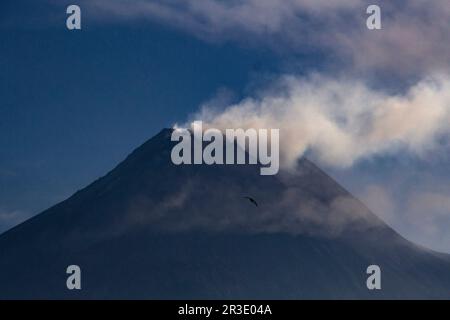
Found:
0,128 -> 449,299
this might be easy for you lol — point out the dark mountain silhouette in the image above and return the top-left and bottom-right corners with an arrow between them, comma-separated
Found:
1,128 -> 450,299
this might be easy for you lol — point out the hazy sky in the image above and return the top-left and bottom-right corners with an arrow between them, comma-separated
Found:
2,0 -> 450,253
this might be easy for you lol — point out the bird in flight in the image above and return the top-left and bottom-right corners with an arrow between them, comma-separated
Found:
243,196 -> 258,207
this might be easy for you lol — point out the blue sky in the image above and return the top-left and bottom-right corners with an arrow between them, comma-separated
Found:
2,0 -> 450,253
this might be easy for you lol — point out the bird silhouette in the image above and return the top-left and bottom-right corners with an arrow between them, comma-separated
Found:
243,196 -> 258,207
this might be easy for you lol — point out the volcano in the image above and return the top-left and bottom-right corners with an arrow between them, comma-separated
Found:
1,128 -> 450,299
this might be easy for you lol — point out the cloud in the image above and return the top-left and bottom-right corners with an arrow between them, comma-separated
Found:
270,185 -> 380,237
191,73 -> 450,169
110,167 -> 381,238
85,0 -> 450,76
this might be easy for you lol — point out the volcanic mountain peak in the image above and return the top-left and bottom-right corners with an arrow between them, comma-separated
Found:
1,128 -> 450,299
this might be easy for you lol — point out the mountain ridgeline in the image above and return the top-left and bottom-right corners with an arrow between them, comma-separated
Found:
0,128 -> 450,299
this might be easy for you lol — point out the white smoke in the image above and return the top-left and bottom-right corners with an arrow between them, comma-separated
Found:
193,73 -> 450,169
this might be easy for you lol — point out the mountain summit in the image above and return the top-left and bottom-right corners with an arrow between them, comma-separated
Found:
1,128 -> 450,299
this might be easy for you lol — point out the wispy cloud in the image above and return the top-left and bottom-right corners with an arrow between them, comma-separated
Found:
84,0 -> 450,76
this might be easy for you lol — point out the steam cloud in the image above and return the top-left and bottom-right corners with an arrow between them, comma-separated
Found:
193,74 -> 450,169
